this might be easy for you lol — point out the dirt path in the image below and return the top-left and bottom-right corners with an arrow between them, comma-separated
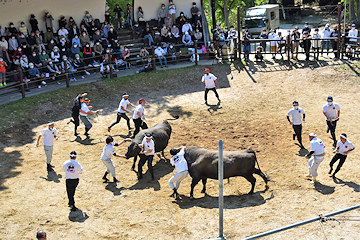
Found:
1,61 -> 360,239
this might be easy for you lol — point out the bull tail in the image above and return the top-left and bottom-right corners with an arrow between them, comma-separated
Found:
253,152 -> 269,185
166,115 -> 180,120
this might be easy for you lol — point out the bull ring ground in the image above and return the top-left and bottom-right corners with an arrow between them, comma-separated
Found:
1,61 -> 360,239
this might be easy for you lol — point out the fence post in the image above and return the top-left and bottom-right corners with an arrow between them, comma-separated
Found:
237,6 -> 242,61
341,35 -> 345,59
286,35 -> 291,61
195,41 -> 198,66
18,67 -> 25,98
64,59 -> 69,88
218,140 -> 225,240
109,51 -> 113,79
234,38 -> 238,61
337,2 -> 342,59
152,46 -> 156,71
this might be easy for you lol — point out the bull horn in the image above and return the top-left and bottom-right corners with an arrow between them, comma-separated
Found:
124,138 -> 132,142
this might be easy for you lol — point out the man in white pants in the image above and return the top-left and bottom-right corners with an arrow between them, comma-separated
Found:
101,136 -> 128,183
305,133 -> 325,184
36,122 -> 58,170
169,146 -> 188,199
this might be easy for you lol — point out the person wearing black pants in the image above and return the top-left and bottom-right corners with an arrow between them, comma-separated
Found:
329,133 -> 355,178
202,68 -> 220,105
108,93 -> 135,132
322,96 -> 341,147
137,133 -> 155,181
287,101 -> 306,149
67,93 -> 87,136
302,31 -> 312,61
63,151 -> 83,211
132,98 -> 148,138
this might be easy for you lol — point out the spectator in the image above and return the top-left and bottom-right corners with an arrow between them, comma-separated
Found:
59,15 -> 67,29
291,26 -> 301,59
8,22 -> 18,37
169,1 -> 177,25
9,35 -> 19,54
218,31 -> 226,49
28,62 -> 41,87
108,26 -> 117,44
114,4 -> 123,30
138,6 -> 146,28
242,30 -> 251,61
259,29 -> 268,52
51,46 -> 61,62
122,46 -> 130,61
136,57 -> 153,73
161,25 -> 168,41
158,4 -> 167,27
209,42 -> 216,58
269,29 -> 277,59
47,39 -> 56,52
19,22 -> 29,37
68,17 -> 76,29
194,28 -> 203,42
35,30 -> 46,53
46,60 -> 61,80
73,54 -> 90,78
191,2 -> 199,24
61,55 -> 76,81
182,31 -> 193,47
83,43 -> 93,66
79,24 -> 89,36
101,20 -> 111,38
302,31 -> 312,61
312,28 -> 321,60
133,22 -> 143,39
18,34 -> 29,47
29,14 -> 39,32
83,11 -> 94,33
195,12 -> 202,30
13,47 -> 24,60
20,55 -> 29,69
331,25 -> 340,58
0,26 -> 3,37
155,45 -> 168,67
154,31 -> 162,45
43,10 -> 54,32
112,39 -> 121,59
27,31 -> 37,52
93,41 -> 103,63
177,12 -> 186,30
58,35 -> 68,49
139,47 -> 149,60
227,27 -> 238,53
0,37 -> 8,50
277,31 -> 286,60
70,42 -> 81,59
72,35 -> 81,48
0,56 -> 7,87
321,24 -> 331,58
302,22 -> 311,34
105,1 -> 111,23
135,54 -> 142,65
93,29 -> 102,44
39,50 -> 50,65
126,4 -> 134,29
171,25 -> 181,44
182,21 -> 193,35
58,26 -> 69,40
69,24 -> 80,40
29,51 -> 43,70
165,14 -> 173,28
348,23 -> 358,44
44,28 -> 54,44
80,32 -> 90,47
22,43 -> 31,57
143,27 -> 154,46
255,45 -> 264,62
88,21 -> 98,38
168,43 -> 177,64
100,59 -> 112,78
14,68 -> 30,91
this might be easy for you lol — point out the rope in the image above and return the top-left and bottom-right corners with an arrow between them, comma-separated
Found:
266,157 -> 304,175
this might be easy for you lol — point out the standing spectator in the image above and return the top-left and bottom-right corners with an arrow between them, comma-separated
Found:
321,24 -> 331,58
19,22 -> 29,37
168,43 -> 177,63
195,12 -> 202,30
36,122 -> 58,171
190,2 -> 199,24
44,28 -> 54,44
242,30 -> 251,61
305,133 -> 325,184
182,31 -> 193,47
79,98 -> 100,136
302,31 -> 312,61
291,26 -> 301,59
302,22 -> 311,34
137,133 -> 155,181
348,23 -> 358,44
36,230 -> 46,240
63,151 -> 84,212
83,11 -> 94,33
312,28 -> 321,60
158,4 -> 167,27
43,11 -> 54,32
68,17 -> 76,29
330,25 -> 340,59
169,1 -> 177,25
182,21 -> 193,35
329,133 -> 355,178
323,96 -> 341,147
105,1 -> 111,23
58,15 -> 67,29
168,146 -> 189,199
138,7 -> 146,28
132,23 -> 143,39
132,98 -> 148,137
165,14 -> 173,28
259,30 -> 268,52
177,12 -> 187,30
108,93 -> 135,132
155,45 -> 168,67
114,4 -> 123,30
277,31 -> 286,60
0,56 -> 7,87
202,68 -> 220,105
29,14 -> 39,32
126,4 -> 134,29
287,101 -> 305,149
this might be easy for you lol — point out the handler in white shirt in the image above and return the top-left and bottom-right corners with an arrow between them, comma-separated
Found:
201,68 -> 220,105
168,146 -> 188,199
137,133 -> 155,181
305,133 -> 325,184
287,101 -> 305,149
322,96 -> 341,147
79,98 -> 100,136
62,151 -> 83,211
108,93 -> 135,132
36,121 -> 58,170
329,133 -> 355,178
132,98 -> 148,138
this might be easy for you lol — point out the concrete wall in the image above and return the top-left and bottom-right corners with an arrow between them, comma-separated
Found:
0,0 -> 106,33
133,0 -> 202,21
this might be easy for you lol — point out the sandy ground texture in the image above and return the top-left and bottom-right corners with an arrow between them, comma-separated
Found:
1,60 -> 360,240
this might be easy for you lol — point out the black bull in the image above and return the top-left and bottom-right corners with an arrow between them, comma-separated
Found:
125,120 -> 172,170
185,147 -> 268,198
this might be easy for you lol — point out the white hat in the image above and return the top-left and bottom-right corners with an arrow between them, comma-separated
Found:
47,121 -> 54,126
309,133 -> 317,137
340,133 -> 347,139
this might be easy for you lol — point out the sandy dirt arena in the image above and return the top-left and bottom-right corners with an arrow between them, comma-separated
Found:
1,61 -> 360,239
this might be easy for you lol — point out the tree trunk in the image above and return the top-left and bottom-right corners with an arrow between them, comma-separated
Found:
349,0 -> 356,23
224,0 -> 229,27
357,0 -> 360,23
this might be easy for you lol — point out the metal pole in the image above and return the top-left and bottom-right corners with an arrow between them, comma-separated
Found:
152,46 -> 156,71
18,67 -> 25,98
234,39 -> 238,61
243,204 -> 360,240
195,41 -> 198,66
64,59 -> 69,88
218,140 -> 225,240
344,0 -> 347,26
337,3 -> 342,59
109,51 -> 113,79
237,6 -> 241,61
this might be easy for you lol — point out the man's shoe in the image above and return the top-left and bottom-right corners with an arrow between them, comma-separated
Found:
74,132 -> 78,136
3,82 -> 7,86
128,127 -> 134,130
84,132 -> 89,136
107,126 -> 111,132
136,176 -> 143,180
328,168 -> 333,175
70,205 -> 78,211
293,133 -> 296,141
0,83 -> 3,87
113,177 -> 120,183
326,127 -> 330,133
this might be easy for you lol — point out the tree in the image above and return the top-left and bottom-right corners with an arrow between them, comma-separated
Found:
217,0 -> 238,27
349,0 -> 356,23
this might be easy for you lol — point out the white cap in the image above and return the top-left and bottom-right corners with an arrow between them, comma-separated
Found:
309,133 -> 317,137
340,134 -> 347,139
70,153 -> 77,157
47,121 -> 55,126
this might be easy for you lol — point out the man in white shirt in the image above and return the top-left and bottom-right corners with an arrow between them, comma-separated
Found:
108,93 -> 135,132
154,45 -> 168,67
201,68 -> 220,105
168,146 -> 188,200
321,24 -> 332,57
36,122 -> 58,170
329,133 -> 355,178
101,136 -> 127,183
132,98 -> 148,138
349,23 -> 358,44
79,98 -> 100,136
181,21 -> 193,35
287,101 -> 306,149
322,96 -> 341,147
57,26 -> 69,40
305,133 -> 325,184
62,151 -> 83,211
268,29 -> 277,59
137,133 -> 155,181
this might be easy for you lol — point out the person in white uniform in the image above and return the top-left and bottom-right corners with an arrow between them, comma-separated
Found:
287,101 -> 306,149
137,133 -> 155,181
101,136 -> 128,183
79,98 -> 100,136
168,146 -> 188,199
305,133 -> 325,184
108,93 -> 135,132
322,96 -> 341,147
202,68 -> 220,105
132,98 -> 148,138
329,133 -> 355,178
62,151 -> 83,211
36,122 -> 58,170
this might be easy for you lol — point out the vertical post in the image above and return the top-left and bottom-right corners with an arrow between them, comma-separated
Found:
337,3 -> 342,59
287,34 -> 291,61
234,38 -> 238,61
344,0 -> 347,27
19,67 -> 25,98
109,51 -> 113,79
218,140 -> 224,240
237,6 -> 241,61
211,0 -> 216,32
64,59 -> 69,88
152,46 -> 156,71
195,41 -> 198,65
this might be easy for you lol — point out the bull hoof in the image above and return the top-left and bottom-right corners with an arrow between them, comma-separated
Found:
131,166 -> 135,171
248,191 -> 254,195
190,196 -> 194,200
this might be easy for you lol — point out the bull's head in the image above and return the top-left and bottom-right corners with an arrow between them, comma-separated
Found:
125,141 -> 141,159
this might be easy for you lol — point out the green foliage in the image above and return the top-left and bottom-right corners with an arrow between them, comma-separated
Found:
107,0 -> 131,16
